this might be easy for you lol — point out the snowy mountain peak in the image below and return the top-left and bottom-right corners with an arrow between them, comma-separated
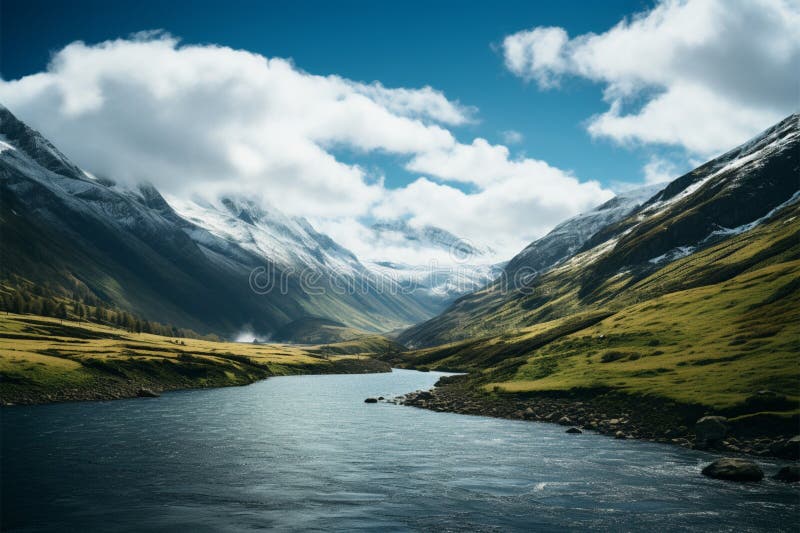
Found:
503,182 -> 663,283
371,219 -> 493,260
0,104 -> 85,180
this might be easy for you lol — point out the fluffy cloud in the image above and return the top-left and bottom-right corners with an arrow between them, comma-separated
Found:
503,0 -> 800,157
0,32 -> 610,260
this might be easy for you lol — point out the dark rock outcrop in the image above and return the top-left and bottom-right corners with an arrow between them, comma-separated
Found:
701,458 -> 764,482
773,465 -> 800,483
695,416 -> 728,447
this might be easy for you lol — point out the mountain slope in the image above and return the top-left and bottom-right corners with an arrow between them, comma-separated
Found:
391,117 -> 800,447
0,104 -> 433,338
503,184 -> 663,285
400,113 -> 800,348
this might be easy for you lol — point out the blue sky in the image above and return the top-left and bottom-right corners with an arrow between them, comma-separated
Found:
1,0 -> 795,261
3,0 -> 658,189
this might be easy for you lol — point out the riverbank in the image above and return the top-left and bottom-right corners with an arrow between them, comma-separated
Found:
1,357 -> 391,406
397,375 -> 800,461
0,313 -> 390,406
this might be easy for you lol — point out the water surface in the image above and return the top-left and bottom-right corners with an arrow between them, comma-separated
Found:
2,369 -> 798,531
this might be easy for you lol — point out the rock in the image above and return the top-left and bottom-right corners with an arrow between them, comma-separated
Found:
566,427 -> 582,434
378,396 -> 385,400
772,436 -> 800,460
136,388 -> 159,398
695,416 -> 728,447
615,431 -> 626,439
558,416 -> 572,426
364,398 -> 378,403
416,391 -> 433,401
773,465 -> 800,483
701,458 -> 764,482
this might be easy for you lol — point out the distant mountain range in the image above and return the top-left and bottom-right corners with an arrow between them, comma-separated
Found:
7,100 -> 793,351
365,219 -> 504,305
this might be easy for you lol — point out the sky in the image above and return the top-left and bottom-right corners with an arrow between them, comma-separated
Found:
1,0 -> 798,262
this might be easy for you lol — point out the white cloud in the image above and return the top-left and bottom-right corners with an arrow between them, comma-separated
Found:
501,129 -> 524,144
642,156 -> 679,185
0,32 -> 612,261
502,0 -> 800,157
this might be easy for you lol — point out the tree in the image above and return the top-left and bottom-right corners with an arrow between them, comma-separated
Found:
41,298 -> 54,317
13,294 -> 24,314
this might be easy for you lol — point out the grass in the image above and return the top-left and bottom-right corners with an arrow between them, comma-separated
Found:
489,260 -> 800,410
400,205 -> 800,418
0,313 -> 391,403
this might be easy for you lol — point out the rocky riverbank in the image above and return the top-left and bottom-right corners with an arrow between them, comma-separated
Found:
395,375 -> 800,461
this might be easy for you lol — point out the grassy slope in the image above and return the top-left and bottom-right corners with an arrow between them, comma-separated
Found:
399,204 -> 800,415
0,314 -> 391,404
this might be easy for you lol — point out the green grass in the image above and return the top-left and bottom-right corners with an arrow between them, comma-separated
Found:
490,260 -> 799,410
400,205 -> 800,417
0,313 -> 391,403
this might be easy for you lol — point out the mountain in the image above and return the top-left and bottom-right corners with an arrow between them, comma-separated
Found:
0,104 -> 435,338
503,183 -> 663,287
167,195 -> 366,278
364,220 -> 504,307
370,220 -> 494,258
400,113 -> 799,348
391,114 -> 799,443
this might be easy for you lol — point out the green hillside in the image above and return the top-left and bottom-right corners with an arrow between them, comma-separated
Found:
396,202 -> 800,420
0,313 -> 391,405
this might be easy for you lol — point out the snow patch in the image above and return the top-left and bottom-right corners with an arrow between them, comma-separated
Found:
703,190 -> 800,241
648,246 -> 695,265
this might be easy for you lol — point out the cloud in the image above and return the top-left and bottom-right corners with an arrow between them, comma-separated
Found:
501,129 -> 524,144
642,156 -> 679,185
0,32 -> 611,260
502,0 -> 800,156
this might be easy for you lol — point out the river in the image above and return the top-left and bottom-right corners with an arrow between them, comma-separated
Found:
2,369 -> 798,531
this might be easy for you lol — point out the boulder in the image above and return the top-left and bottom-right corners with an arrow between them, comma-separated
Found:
364,398 -> 378,403
566,427 -> 583,434
701,458 -> 764,482
695,416 -> 728,446
558,416 -> 572,426
614,431 -> 626,439
772,436 -> 800,460
773,465 -> 800,483
136,388 -> 159,398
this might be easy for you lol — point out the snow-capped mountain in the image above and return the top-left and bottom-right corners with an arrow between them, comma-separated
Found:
165,197 -> 502,309
0,103 -> 436,337
167,195 -> 364,277
574,112 -> 800,283
503,183 -> 664,286
370,220 -> 494,259
364,220 -> 503,302
400,113 -> 799,347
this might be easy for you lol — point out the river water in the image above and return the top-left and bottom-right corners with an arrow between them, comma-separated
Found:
2,369 -> 798,531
